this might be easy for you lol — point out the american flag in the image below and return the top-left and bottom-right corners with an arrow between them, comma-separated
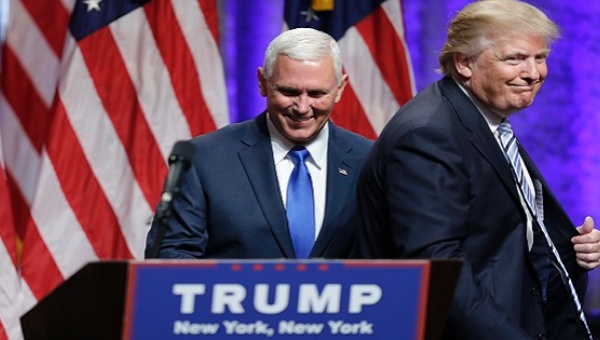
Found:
0,0 -> 228,338
285,0 -> 415,139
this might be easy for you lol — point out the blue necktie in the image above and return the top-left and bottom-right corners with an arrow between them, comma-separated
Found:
286,146 -> 315,259
498,121 -> 592,339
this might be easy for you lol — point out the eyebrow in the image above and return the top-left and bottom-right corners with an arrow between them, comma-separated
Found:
272,83 -> 332,94
502,47 -> 550,57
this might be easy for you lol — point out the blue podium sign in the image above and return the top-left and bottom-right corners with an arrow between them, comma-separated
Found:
123,260 -> 433,339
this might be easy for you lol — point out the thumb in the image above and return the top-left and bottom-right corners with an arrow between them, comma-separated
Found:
577,216 -> 595,235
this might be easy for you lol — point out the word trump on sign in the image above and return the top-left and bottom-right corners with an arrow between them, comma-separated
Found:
173,283 -> 383,315
124,260 -> 453,339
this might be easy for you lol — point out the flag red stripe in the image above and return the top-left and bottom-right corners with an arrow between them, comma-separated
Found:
144,1 -> 217,137
1,48 -> 52,154
20,218 -> 65,300
355,6 -> 413,106
78,27 -> 167,206
198,0 -> 220,47
332,85 -> 377,140
6,172 -> 31,241
6,176 -> 64,300
21,0 -> 70,58
48,101 -> 133,259
0,170 -> 17,268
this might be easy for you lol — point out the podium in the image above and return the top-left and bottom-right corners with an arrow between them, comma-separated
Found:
20,259 -> 461,339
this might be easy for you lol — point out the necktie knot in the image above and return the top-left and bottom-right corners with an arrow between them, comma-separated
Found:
289,146 -> 310,165
498,120 -> 518,159
498,120 -> 515,140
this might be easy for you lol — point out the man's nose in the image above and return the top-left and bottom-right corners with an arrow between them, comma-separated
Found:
521,58 -> 542,81
294,94 -> 311,113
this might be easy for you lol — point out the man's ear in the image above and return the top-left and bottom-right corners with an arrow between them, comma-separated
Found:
257,67 -> 267,97
334,74 -> 349,103
454,53 -> 473,79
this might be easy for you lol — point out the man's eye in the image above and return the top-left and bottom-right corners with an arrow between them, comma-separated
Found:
279,89 -> 299,96
309,92 -> 327,98
504,56 -> 521,65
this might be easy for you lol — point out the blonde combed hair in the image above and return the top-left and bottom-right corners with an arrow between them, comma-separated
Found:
438,0 -> 560,77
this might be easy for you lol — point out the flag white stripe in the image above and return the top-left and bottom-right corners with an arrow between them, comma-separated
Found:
339,27 -> 400,134
0,94 -> 41,204
60,0 -> 75,12
172,0 -> 229,129
31,154 -> 98,278
7,0 -> 59,107
381,0 -> 406,40
0,0 -> 8,44
59,37 -> 153,258
0,238 -> 23,340
110,8 -> 192,160
17,276 -> 36,316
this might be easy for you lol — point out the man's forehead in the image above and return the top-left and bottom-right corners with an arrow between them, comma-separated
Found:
478,38 -> 548,59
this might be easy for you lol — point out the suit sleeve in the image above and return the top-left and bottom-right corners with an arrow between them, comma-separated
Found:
368,126 -> 531,339
145,160 -> 208,259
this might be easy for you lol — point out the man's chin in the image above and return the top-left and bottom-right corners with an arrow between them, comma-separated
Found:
284,129 -> 317,145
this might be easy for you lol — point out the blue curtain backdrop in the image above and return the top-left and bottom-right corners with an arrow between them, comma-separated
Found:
219,0 -> 600,314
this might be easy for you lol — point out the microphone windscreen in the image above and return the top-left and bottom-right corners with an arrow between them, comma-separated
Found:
168,140 -> 195,165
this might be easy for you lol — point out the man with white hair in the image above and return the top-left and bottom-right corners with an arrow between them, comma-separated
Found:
146,28 -> 372,260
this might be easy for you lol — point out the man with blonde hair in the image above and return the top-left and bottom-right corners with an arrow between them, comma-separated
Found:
355,1 -> 600,338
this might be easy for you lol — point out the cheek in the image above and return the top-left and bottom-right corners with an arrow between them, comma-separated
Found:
313,95 -> 338,111
268,94 -> 292,108
539,65 -> 548,78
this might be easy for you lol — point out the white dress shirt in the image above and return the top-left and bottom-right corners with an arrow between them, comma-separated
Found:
267,114 -> 328,240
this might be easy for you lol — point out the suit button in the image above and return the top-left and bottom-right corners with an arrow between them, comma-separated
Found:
537,334 -> 546,340
531,288 -> 540,296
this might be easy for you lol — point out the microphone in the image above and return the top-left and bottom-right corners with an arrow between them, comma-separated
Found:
148,140 -> 195,258
155,141 -> 195,220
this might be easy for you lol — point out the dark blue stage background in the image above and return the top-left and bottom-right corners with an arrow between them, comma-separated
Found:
218,0 -> 600,316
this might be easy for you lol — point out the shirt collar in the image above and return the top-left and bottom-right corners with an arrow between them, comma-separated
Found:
453,77 -> 503,134
266,113 -> 328,169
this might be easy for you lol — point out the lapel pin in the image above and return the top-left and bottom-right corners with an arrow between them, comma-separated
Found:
338,167 -> 348,176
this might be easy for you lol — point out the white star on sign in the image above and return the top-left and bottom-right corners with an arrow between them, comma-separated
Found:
83,0 -> 102,12
300,7 -> 319,23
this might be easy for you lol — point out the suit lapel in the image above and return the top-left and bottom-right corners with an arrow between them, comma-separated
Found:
237,113 -> 296,258
310,124 -> 359,256
440,77 -> 522,204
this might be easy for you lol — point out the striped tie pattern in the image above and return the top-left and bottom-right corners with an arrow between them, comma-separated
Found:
286,146 -> 315,259
498,121 -> 593,339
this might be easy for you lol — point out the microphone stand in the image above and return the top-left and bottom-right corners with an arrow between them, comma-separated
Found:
147,140 -> 194,258
147,191 -> 176,258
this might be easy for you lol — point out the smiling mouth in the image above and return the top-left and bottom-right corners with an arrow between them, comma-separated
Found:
287,115 -> 314,123
511,84 -> 537,92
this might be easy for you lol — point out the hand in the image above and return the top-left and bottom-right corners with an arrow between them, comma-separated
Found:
572,216 -> 600,270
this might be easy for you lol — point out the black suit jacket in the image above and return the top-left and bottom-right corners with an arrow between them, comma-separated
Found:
146,112 -> 372,259
354,77 -> 588,339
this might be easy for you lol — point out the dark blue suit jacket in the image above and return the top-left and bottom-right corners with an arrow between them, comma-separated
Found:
354,77 -> 588,339
146,112 -> 372,259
